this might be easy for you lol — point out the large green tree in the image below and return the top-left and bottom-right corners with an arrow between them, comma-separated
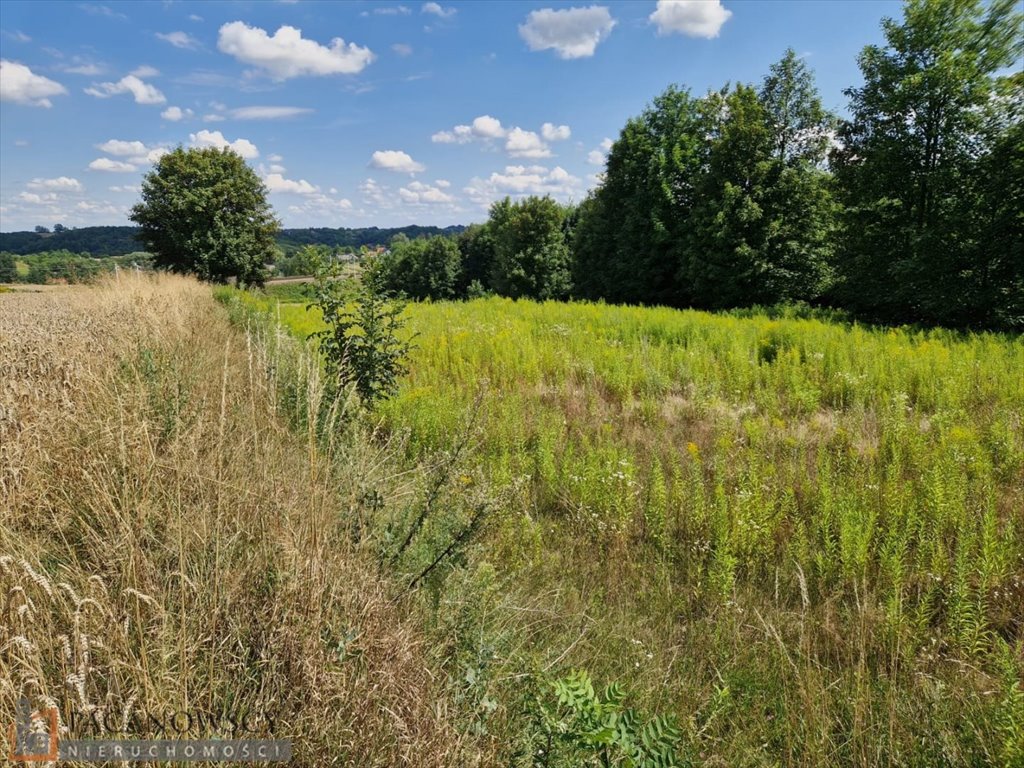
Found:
832,0 -> 1022,328
489,196 -> 573,300
575,51 -> 836,310
130,147 -> 279,287
574,86 -> 705,306
374,235 -> 462,301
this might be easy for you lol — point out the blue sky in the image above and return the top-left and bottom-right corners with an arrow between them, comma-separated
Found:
0,0 -> 903,232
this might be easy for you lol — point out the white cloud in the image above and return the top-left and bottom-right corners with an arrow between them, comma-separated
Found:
161,105 -> 193,121
0,60 -> 67,107
422,2 -> 456,18
541,122 -> 571,141
129,65 -> 160,78
264,173 -> 319,195
5,30 -> 31,43
398,180 -> 454,204
465,164 -> 582,207
217,21 -> 375,79
229,105 -> 313,120
519,6 -> 616,59
108,185 -> 141,193
435,179 -> 450,188
27,176 -> 83,191
471,114 -> 506,139
203,113 -> 226,122
649,0 -> 732,38
157,31 -> 201,49
588,137 -> 614,165
364,5 -> 411,15
63,63 -> 105,76
95,139 -> 167,164
268,154 -> 284,162
370,149 -> 425,174
392,43 -> 413,56
79,4 -> 127,20
189,14 -> 203,22
433,115 -> 506,144
505,127 -> 551,158
19,192 -> 59,204
89,158 -> 138,172
85,74 -> 165,104
432,125 -> 470,144
189,129 -> 260,159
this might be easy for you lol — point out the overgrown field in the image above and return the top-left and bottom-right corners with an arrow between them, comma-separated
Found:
232,288 -> 1024,766
0,275 -> 476,767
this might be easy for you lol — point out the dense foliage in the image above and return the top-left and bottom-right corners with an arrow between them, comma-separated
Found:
0,250 -> 152,284
130,147 -> 279,287
831,0 -> 1022,328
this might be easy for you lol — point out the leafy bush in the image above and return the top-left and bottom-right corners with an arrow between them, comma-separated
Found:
309,265 -> 415,408
532,670 -> 682,767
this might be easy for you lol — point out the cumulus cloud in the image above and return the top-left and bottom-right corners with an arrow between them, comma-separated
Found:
229,105 -> 313,120
89,158 -> 138,172
432,115 -> 506,144
422,2 -> 456,18
189,129 -> 259,158
95,139 -> 167,165
161,105 -> 193,121
157,31 -> 201,49
370,149 -> 425,174
217,21 -> 375,79
264,173 -> 318,195
0,60 -> 67,107
587,137 -> 614,165
85,74 -> 165,104
519,6 -> 616,59
541,122 -> 571,141
505,127 -> 551,158
19,192 -> 59,204
129,65 -> 160,78
465,164 -> 582,207
27,177 -> 83,191
398,180 -> 454,204
470,114 -> 506,139
649,0 -> 732,38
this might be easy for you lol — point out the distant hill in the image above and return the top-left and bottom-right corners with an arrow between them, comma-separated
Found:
0,225 -> 467,257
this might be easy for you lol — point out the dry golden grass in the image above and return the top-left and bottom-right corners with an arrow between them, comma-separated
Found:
0,274 -> 470,766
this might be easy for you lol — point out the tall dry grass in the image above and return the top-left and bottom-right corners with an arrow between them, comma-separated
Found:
0,273 -> 471,766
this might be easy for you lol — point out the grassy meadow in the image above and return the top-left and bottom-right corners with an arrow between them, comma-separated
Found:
227,286 -> 1024,766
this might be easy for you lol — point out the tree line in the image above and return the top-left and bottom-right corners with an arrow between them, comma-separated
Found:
0,224 -> 465,258
373,0 -> 1021,330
